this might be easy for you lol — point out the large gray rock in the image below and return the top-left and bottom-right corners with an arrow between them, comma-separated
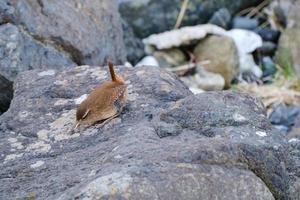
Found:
0,65 -> 298,199
0,23 -> 75,81
0,23 -> 75,113
119,0 -> 265,38
0,0 -> 126,115
7,0 -> 126,66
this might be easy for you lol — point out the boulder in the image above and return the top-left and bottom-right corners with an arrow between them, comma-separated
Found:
0,23 -> 75,81
118,0 -> 265,38
8,0 -> 126,66
208,8 -> 231,29
0,0 -> 126,115
0,23 -> 76,113
0,65 -> 299,199
194,35 -> 239,87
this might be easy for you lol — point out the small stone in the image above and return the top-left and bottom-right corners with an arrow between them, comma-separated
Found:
269,104 -> 300,131
135,56 -> 159,67
226,29 -> 263,54
232,16 -> 259,30
262,57 -> 277,77
254,28 -> 281,43
257,42 -> 277,56
209,8 -> 231,29
239,54 -> 262,78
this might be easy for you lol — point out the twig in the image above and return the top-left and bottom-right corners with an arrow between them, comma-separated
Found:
246,0 -> 270,18
174,0 -> 189,29
167,63 -> 196,76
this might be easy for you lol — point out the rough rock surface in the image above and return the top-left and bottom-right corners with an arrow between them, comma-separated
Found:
119,0 -> 265,38
0,23 -> 75,81
194,35 -> 239,87
9,0 -> 126,66
0,65 -> 299,199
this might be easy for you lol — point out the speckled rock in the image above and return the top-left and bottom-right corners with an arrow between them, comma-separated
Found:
0,65 -> 298,199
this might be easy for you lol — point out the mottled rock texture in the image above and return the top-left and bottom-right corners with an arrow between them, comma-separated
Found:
0,65 -> 299,199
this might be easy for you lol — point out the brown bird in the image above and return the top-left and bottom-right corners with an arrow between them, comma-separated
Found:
73,61 -> 127,132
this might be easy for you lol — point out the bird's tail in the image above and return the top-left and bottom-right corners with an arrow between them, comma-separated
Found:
108,61 -> 117,82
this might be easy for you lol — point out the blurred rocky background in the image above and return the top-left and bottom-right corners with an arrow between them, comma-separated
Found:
1,0 -> 300,199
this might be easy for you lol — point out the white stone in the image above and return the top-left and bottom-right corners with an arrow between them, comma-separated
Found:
225,29 -> 263,54
135,56 -> 159,67
239,54 -> 263,78
143,24 -> 227,52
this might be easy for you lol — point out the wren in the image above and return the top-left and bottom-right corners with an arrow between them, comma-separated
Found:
73,61 -> 127,132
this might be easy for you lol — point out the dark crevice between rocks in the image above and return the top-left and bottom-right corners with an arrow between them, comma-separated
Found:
0,75 -> 13,115
0,19 -> 13,26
